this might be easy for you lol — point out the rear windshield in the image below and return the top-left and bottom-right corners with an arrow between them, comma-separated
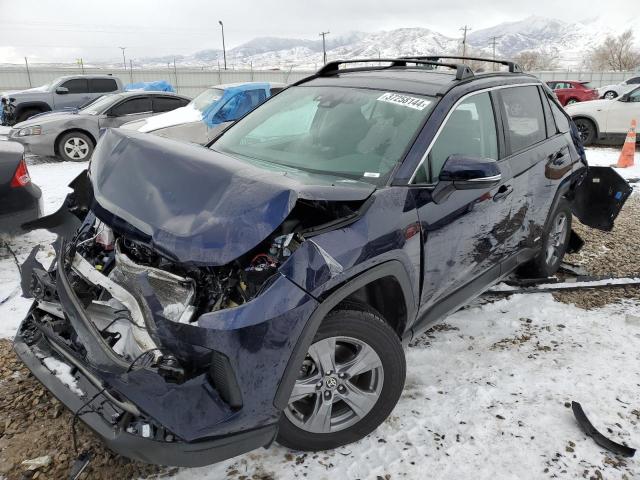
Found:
213,85 -> 435,185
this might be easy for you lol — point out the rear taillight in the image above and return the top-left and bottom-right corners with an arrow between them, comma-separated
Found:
10,158 -> 31,188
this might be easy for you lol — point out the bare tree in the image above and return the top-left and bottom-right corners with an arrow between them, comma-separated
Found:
586,29 -> 640,71
513,50 -> 558,71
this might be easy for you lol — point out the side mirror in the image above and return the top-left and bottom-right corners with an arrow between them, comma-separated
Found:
432,154 -> 501,203
439,154 -> 501,188
55,86 -> 69,95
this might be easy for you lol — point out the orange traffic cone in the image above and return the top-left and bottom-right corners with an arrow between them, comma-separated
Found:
616,119 -> 637,168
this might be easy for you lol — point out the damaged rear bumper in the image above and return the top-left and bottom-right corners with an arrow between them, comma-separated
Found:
13,327 -> 277,467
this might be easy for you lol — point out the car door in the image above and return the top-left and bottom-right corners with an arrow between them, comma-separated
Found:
53,78 -> 91,109
495,85 -> 571,270
603,87 -> 640,134
410,91 -> 515,322
551,82 -> 569,105
99,96 -> 153,128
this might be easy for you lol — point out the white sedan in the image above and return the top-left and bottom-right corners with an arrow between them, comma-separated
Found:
597,76 -> 640,100
566,86 -> 640,145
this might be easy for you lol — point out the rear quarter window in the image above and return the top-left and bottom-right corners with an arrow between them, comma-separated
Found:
90,78 -> 118,93
499,86 -> 547,153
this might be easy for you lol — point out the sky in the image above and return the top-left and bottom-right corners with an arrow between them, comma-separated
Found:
0,0 -> 631,64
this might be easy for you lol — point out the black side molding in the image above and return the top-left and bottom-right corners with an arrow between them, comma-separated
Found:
572,401 -> 636,458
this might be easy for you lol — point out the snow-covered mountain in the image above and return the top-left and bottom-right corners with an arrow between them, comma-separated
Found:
93,15 -> 640,70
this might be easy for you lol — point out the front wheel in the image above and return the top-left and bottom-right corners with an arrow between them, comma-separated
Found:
277,308 -> 406,451
57,131 -> 94,162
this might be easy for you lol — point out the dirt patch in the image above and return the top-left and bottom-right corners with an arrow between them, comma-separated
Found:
554,194 -> 640,309
0,339 -> 173,480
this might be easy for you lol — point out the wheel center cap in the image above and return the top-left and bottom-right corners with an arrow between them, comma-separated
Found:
324,376 -> 338,390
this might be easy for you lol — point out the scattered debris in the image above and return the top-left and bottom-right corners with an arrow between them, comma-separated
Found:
571,401 -> 636,458
21,455 -> 51,471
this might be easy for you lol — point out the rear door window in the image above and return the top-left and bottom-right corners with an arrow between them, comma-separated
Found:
60,78 -> 89,93
153,96 -> 188,113
413,92 -> 498,183
499,86 -> 547,153
90,78 -> 118,93
110,97 -> 152,116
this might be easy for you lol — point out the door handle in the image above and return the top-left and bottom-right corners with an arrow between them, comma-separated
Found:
549,150 -> 567,165
493,184 -> 513,202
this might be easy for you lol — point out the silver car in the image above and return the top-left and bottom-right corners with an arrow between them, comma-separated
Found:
4,91 -> 190,161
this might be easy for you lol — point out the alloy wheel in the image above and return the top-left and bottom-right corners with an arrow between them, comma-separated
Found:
576,122 -> 590,143
604,91 -> 617,100
285,336 -> 384,434
545,212 -> 568,265
63,137 -> 90,160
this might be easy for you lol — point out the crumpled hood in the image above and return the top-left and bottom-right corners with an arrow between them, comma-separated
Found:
89,128 -> 375,265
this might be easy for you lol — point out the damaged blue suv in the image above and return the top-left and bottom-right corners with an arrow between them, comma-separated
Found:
14,57 -> 631,467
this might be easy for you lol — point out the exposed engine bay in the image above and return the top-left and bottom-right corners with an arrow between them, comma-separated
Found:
24,186 -> 366,384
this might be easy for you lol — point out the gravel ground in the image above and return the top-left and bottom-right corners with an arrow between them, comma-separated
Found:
554,194 -> 640,308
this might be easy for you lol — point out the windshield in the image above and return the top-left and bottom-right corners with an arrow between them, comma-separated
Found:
81,94 -> 122,114
191,88 -> 224,112
213,86 -> 435,185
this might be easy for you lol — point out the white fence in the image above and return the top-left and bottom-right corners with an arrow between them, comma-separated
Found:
1,66 -> 639,97
0,67 -> 314,98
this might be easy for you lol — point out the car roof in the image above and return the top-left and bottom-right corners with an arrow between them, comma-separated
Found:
100,91 -> 189,100
208,82 -> 284,90
56,74 -> 119,82
300,67 -> 537,97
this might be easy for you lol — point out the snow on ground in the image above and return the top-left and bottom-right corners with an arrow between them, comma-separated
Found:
165,294 -> 640,480
584,146 -> 640,185
0,159 -> 86,337
1,150 -> 639,479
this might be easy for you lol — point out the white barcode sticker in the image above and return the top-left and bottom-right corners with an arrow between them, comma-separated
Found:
377,92 -> 431,110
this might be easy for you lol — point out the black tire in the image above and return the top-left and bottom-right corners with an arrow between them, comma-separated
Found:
277,309 -> 406,451
57,131 -> 94,162
573,118 -> 596,146
16,108 -> 42,123
521,198 -> 572,278
603,91 -> 618,100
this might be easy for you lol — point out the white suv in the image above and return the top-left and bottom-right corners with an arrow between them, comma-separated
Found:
567,86 -> 640,145
597,76 -> 640,100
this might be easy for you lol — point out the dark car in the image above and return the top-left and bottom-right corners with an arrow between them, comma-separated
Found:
546,80 -> 599,106
0,141 -> 42,234
14,57 -> 631,467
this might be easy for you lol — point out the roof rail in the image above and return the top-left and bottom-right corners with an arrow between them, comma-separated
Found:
316,58 -> 474,81
400,55 -> 523,73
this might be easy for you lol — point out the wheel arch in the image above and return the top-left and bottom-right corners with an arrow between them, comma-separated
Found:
14,101 -> 51,118
273,260 -> 415,410
54,128 -> 97,156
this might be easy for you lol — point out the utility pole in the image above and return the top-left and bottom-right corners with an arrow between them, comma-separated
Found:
119,47 -> 127,71
24,57 -> 32,87
488,36 -> 500,71
460,25 -> 471,57
77,58 -> 85,74
173,57 -> 179,93
129,59 -> 133,83
218,20 -> 227,70
319,31 -> 330,65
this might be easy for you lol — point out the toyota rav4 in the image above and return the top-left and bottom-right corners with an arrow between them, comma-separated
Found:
14,57 -> 631,467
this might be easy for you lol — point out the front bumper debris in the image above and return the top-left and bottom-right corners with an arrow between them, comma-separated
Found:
14,327 -> 277,467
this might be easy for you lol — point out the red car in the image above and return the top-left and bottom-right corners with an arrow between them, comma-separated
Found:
546,81 -> 599,106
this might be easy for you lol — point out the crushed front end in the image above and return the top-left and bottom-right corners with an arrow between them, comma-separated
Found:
13,129 -> 372,466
